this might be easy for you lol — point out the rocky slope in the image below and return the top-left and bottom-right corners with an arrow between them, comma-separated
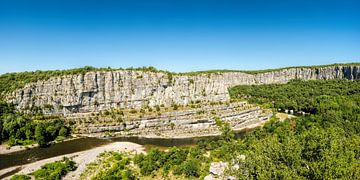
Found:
7,65 -> 360,114
72,102 -> 272,138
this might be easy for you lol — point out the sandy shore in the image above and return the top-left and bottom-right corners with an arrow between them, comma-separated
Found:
0,144 -> 39,154
0,142 -> 145,180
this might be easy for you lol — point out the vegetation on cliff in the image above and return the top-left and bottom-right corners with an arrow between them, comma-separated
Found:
179,62 -> 360,76
0,66 -> 170,98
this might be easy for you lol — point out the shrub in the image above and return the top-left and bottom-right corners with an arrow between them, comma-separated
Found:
181,159 -> 200,177
10,174 -> 31,180
129,109 -> 137,114
58,127 -> 69,137
31,157 -> 77,180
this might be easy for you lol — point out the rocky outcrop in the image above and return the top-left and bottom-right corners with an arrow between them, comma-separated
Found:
204,161 -> 234,180
204,155 -> 246,180
6,65 -> 360,114
73,102 -> 272,138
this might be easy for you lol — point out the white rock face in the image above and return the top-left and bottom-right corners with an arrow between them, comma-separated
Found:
204,174 -> 217,180
6,65 -> 360,114
205,161 -> 238,180
209,162 -> 229,176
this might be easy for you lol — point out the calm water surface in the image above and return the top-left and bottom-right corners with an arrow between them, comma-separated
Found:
0,129 -> 252,170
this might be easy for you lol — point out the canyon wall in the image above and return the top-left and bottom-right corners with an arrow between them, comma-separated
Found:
7,65 -> 360,114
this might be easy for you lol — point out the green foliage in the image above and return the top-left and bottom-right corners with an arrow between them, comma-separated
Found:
134,146 -> 205,177
31,157 -> 77,180
35,123 -> 47,147
181,159 -> 200,177
171,104 -> 179,110
92,152 -> 135,180
188,79 -> 194,84
10,174 -> 31,180
179,63 -> 360,76
229,79 -> 360,113
155,105 -> 161,112
58,127 -> 68,137
129,109 -> 137,114
0,101 -> 70,146
227,79 -> 360,179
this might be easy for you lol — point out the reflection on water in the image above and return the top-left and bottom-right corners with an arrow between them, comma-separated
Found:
0,128 -> 253,170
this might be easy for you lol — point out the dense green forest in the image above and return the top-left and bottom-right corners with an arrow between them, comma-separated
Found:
225,79 -> 360,178
0,101 -> 70,147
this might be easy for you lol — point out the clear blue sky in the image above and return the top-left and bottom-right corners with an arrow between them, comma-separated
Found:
0,0 -> 359,74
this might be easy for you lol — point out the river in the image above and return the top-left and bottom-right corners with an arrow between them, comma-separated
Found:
0,129 -> 252,170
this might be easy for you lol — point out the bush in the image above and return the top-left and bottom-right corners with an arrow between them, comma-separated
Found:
31,157 -> 77,180
58,127 -> 69,137
172,104 -> 178,110
181,159 -> 200,177
129,109 -> 137,114
10,174 -> 31,180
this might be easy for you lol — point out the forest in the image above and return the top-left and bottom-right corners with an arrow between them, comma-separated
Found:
0,101 -> 70,147
226,79 -> 360,178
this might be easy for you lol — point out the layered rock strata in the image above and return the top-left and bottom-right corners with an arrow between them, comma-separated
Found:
72,102 -> 272,138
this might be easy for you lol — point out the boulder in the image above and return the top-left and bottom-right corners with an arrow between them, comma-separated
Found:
209,162 -> 228,176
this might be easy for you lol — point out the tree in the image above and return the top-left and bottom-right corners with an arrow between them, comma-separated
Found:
220,122 -> 234,141
46,125 -> 58,139
35,124 -> 47,147
58,127 -> 68,137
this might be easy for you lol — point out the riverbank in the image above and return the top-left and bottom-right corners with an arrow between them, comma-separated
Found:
0,136 -> 82,155
0,119 -> 261,155
0,144 -> 39,155
0,142 -> 144,180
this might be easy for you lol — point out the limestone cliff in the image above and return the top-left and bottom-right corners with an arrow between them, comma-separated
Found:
6,65 -> 360,114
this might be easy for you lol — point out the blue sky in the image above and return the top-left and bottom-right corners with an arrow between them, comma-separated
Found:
0,0 -> 359,74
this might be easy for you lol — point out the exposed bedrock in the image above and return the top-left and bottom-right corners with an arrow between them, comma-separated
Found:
7,65 -> 360,114
72,102 -> 273,138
